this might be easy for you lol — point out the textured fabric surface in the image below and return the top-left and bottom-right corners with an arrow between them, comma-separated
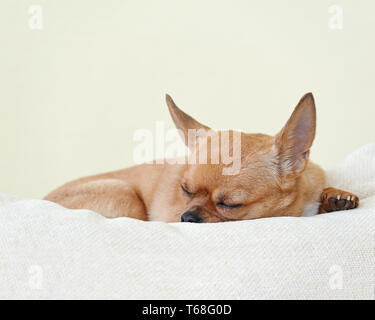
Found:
0,145 -> 374,299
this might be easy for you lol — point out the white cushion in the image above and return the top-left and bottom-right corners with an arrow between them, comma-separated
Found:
1,145 -> 374,299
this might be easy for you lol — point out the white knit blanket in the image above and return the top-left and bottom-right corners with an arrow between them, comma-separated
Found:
0,145 -> 374,299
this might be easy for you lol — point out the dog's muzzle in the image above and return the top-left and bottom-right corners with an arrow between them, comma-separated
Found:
180,211 -> 203,223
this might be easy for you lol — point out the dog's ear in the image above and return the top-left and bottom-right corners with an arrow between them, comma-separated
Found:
166,94 -> 211,146
275,93 -> 316,179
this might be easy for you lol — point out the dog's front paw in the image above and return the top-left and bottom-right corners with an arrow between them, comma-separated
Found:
319,187 -> 359,213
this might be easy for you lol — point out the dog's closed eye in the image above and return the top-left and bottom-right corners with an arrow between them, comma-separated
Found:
216,202 -> 243,209
181,184 -> 193,197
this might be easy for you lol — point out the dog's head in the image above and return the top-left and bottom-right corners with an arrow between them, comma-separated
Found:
166,93 -> 316,222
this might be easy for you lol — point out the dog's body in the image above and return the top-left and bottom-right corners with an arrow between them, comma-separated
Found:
45,93 -> 359,222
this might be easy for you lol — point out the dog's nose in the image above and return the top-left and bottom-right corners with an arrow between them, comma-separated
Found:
181,211 -> 203,223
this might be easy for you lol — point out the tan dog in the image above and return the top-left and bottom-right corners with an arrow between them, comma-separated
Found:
44,93 -> 359,222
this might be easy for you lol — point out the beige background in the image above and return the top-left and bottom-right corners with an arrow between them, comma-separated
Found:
0,0 -> 374,198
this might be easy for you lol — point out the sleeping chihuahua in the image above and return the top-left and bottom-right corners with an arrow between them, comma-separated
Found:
45,93 -> 359,222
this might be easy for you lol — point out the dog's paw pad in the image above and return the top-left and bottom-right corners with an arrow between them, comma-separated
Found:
319,188 -> 359,213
